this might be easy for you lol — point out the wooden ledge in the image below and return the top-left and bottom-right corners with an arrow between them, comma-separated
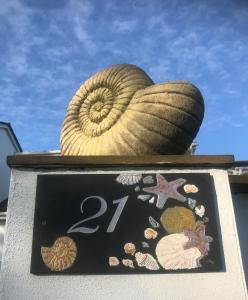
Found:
7,154 -> 235,169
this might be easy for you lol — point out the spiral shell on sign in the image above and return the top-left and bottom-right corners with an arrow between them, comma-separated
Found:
41,236 -> 77,271
61,64 -> 204,155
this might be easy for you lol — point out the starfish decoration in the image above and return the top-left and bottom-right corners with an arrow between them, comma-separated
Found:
184,224 -> 213,256
142,174 -> 187,209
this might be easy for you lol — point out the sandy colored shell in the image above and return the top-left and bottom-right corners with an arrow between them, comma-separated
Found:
124,242 -> 136,255
144,228 -> 158,239
155,233 -> 202,270
41,236 -> 77,271
122,259 -> 135,268
109,256 -> 120,267
184,184 -> 199,193
61,64 -> 204,155
160,206 -> 196,234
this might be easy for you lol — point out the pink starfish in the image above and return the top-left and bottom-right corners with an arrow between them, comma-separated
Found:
142,174 -> 187,209
184,224 -> 213,256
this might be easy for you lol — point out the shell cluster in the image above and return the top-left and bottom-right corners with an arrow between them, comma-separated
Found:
61,64 -> 204,155
41,236 -> 77,271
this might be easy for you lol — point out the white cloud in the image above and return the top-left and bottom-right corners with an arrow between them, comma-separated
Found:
113,19 -> 138,32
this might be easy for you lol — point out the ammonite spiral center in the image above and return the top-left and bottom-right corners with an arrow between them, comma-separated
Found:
86,87 -> 113,124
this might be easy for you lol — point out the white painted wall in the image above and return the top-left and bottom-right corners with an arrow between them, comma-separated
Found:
0,127 -> 19,202
232,193 -> 248,290
1,168 -> 247,300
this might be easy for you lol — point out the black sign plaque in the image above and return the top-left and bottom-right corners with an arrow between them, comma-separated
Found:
31,172 -> 224,275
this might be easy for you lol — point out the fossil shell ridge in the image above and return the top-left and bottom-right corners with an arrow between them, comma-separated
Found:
61,64 -> 204,155
41,236 -> 77,271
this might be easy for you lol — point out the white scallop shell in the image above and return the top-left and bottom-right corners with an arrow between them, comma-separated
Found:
195,205 -> 205,218
135,252 -> 160,270
116,174 -> 142,185
155,233 -> 202,270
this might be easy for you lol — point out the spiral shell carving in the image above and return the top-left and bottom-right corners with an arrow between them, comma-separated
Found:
61,64 -> 204,155
41,236 -> 77,271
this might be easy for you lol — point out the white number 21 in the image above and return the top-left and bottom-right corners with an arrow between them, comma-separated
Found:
67,196 -> 128,234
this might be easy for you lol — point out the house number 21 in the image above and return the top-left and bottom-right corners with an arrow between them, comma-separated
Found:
67,195 -> 128,234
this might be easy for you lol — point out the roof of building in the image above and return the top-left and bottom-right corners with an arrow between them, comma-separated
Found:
0,121 -> 22,152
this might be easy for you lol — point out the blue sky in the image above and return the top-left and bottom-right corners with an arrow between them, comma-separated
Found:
0,0 -> 247,160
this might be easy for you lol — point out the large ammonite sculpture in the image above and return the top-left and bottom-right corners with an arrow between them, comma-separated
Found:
61,64 -> 204,155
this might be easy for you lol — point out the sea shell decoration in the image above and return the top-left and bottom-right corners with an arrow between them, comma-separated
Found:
142,241 -> 150,248
160,206 -> 196,234
144,228 -> 158,239
203,217 -> 209,223
143,176 -> 154,184
61,64 -> 204,155
149,216 -> 160,228
116,174 -> 142,185
184,184 -> 199,194
135,252 -> 160,270
124,242 -> 136,255
122,259 -> 135,268
195,205 -> 205,218
187,198 -> 197,209
41,236 -> 77,271
109,256 -> 120,267
155,233 -> 202,270
137,194 -> 151,201
149,196 -> 155,204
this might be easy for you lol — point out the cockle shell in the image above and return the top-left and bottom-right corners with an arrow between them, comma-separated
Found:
124,242 -> 136,255
155,233 -> 202,270
116,174 -> 142,185
61,64 -> 204,155
184,184 -> 199,194
135,252 -> 160,270
41,236 -> 77,271
144,228 -> 158,239
109,256 -> 120,267
160,206 -> 196,234
122,259 -> 135,268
